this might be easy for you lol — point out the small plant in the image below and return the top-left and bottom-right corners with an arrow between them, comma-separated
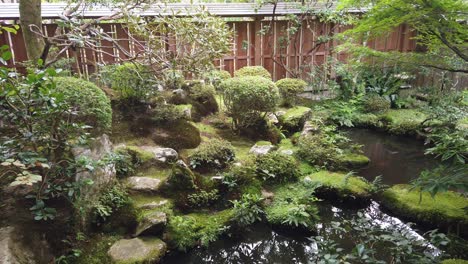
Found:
204,69 -> 231,91
187,189 -> 220,209
234,66 -> 271,79
189,138 -> 235,171
150,103 -> 187,124
255,152 -> 300,183
282,204 -> 315,228
276,78 -> 307,106
362,94 -> 391,113
222,76 -> 279,130
231,193 -> 264,227
107,63 -> 156,101
187,83 -> 219,119
92,184 -> 130,225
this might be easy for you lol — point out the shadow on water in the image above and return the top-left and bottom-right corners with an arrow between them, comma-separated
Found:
345,128 -> 438,185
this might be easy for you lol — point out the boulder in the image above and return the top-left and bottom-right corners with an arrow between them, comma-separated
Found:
151,120 -> 201,150
134,212 -> 167,237
128,177 -> 162,193
139,146 -> 178,164
249,142 -> 276,156
278,106 -> 312,135
0,226 -> 38,264
267,113 -> 279,124
261,189 -> 275,206
280,149 -> 294,156
301,120 -> 320,137
107,238 -> 167,264
138,200 -> 169,210
165,160 -> 197,191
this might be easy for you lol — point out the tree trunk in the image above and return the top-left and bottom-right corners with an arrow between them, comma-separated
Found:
19,0 -> 44,62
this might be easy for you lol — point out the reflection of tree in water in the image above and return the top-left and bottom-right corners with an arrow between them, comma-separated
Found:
191,227 -> 315,264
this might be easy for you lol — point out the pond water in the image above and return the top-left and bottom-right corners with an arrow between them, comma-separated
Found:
346,128 -> 437,185
162,128 -> 444,263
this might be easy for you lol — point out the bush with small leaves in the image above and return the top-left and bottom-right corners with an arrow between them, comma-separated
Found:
276,78 -> 307,106
204,69 -> 231,90
108,63 -> 156,101
189,138 -> 235,171
91,184 -> 131,225
222,76 -> 279,130
362,94 -> 391,113
231,193 -> 264,227
234,66 -> 272,79
54,77 -> 112,131
255,152 -> 300,183
187,189 -> 220,209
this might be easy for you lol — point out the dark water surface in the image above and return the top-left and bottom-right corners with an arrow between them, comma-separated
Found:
346,128 -> 437,185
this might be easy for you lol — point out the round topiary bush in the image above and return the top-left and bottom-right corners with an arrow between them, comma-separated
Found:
221,76 -> 279,130
255,152 -> 300,183
362,94 -> 391,113
108,63 -> 155,101
189,138 -> 235,171
234,66 -> 272,80
54,77 -> 112,131
276,78 -> 307,106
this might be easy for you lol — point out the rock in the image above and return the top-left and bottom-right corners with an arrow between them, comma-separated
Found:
301,120 -> 320,137
261,189 -> 275,206
128,177 -> 162,193
151,120 -> 201,150
108,238 -> 167,264
0,227 -> 37,264
267,113 -> 279,124
275,110 -> 286,118
139,146 -> 178,164
138,200 -> 169,210
280,149 -> 294,156
165,160 -> 197,191
211,176 -> 224,182
134,212 -> 167,237
249,142 -> 276,156
279,106 -> 312,135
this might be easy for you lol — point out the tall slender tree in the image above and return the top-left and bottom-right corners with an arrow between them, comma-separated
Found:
19,0 -> 44,62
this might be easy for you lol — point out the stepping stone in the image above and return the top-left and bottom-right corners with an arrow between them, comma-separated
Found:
107,238 -> 166,264
128,177 -> 162,193
249,143 -> 275,156
139,146 -> 178,163
134,212 -> 167,237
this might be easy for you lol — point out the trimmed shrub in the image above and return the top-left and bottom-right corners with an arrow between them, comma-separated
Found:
222,76 -> 279,129
188,138 -> 235,171
54,77 -> 112,131
204,70 -> 231,90
276,78 -> 307,106
255,152 -> 300,183
108,63 -> 155,101
362,94 -> 391,113
234,66 -> 272,80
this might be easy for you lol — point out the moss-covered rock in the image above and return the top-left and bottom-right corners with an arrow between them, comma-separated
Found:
441,259 -> 468,264
151,120 -> 201,150
379,109 -> 426,135
255,151 -> 300,183
278,106 -> 312,135
164,210 -> 233,251
75,235 -> 122,264
337,153 -> 370,169
107,237 -> 167,264
381,185 -> 468,232
305,171 -> 371,203
187,83 -> 219,121
165,160 -> 197,192
115,146 -> 155,168
188,138 -> 235,171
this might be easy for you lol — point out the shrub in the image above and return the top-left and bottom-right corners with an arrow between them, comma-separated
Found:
234,66 -> 272,79
54,77 -> 112,131
189,138 -> 235,171
222,162 -> 258,192
91,184 -> 131,225
255,152 -> 300,183
222,76 -> 279,129
362,94 -> 391,113
187,189 -> 220,209
276,78 -> 307,106
163,70 -> 185,90
204,69 -> 231,90
297,134 -> 339,168
231,193 -> 264,227
151,103 -> 187,124
108,63 -> 155,101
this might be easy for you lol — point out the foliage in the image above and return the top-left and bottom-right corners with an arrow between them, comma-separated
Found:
276,78 -> 307,106
189,138 -> 235,171
362,94 -> 391,113
187,82 -> 219,119
411,165 -> 468,197
231,193 -> 264,227
310,212 -> 450,263
150,103 -> 187,124
425,128 -> 467,164
106,63 -> 156,101
54,77 -> 112,131
222,76 -> 279,130
255,152 -> 300,183
338,0 -> 468,73
204,69 -> 231,91
186,189 -> 220,209
166,161 -> 197,191
107,152 -> 135,178
327,96 -> 363,127
222,162 -> 258,192
91,184 -> 130,225
234,66 -> 272,79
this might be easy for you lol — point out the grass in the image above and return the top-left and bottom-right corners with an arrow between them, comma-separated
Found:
75,234 -> 123,264
307,171 -> 371,198
382,184 -> 468,225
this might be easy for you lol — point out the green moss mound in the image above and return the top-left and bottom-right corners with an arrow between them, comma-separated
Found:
187,83 -> 219,120
188,138 -> 235,171
381,185 -> 468,227
151,120 -> 201,150
255,152 -> 300,183
234,66 -> 272,79
441,259 -> 468,264
276,78 -> 307,106
306,171 -> 371,200
279,106 -> 311,134
75,234 -> 122,264
380,109 -> 426,135
337,153 -> 370,169
55,77 -> 112,131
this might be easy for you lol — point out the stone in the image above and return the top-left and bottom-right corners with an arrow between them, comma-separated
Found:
279,106 -> 312,134
108,238 -> 167,264
0,227 -> 37,264
261,189 -> 275,206
249,143 -> 275,156
275,110 -> 286,118
301,120 -> 320,137
165,160 -> 197,191
139,146 -> 178,164
138,200 -> 169,210
267,113 -> 279,124
134,212 -> 167,237
128,177 -> 162,193
280,149 -> 294,156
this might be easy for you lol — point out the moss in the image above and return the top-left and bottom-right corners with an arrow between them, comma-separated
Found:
165,162 -> 197,192
337,153 -> 370,169
279,106 -> 312,134
122,146 -> 154,164
352,112 -> 380,127
298,162 -> 316,175
165,209 -> 233,251
193,122 -> 219,137
307,171 -> 371,199
255,152 -> 300,183
151,120 -> 201,150
188,138 -> 235,171
75,234 -> 122,264
381,185 -> 468,227
441,259 -> 468,264
255,140 -> 273,146
134,167 -> 171,181
380,109 -> 427,135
